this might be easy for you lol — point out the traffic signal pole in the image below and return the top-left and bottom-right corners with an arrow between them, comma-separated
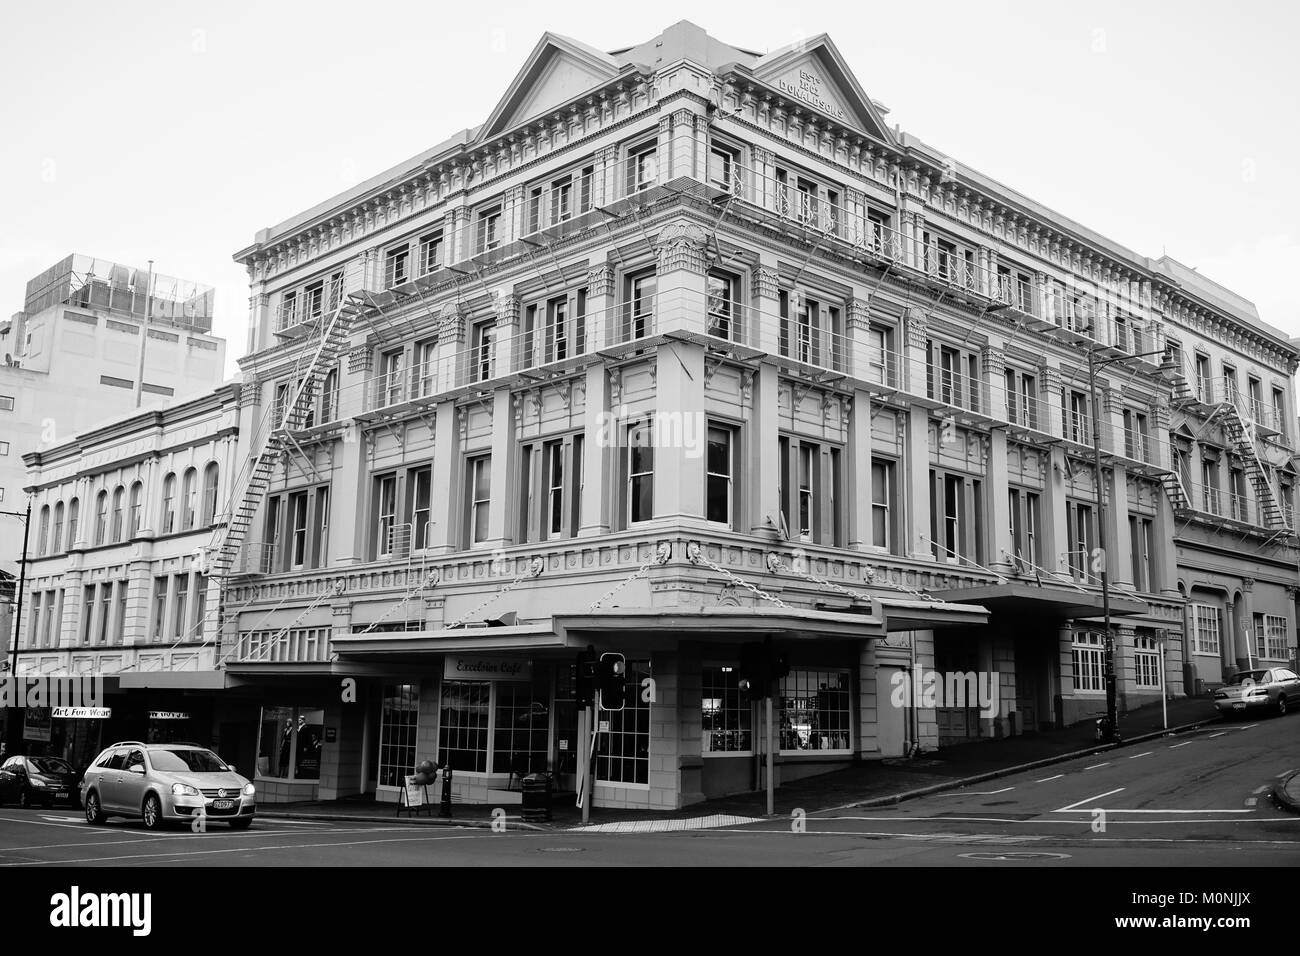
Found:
577,705 -> 591,824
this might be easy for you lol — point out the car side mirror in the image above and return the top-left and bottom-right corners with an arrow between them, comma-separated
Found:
127,764 -> 146,774
227,765 -> 236,774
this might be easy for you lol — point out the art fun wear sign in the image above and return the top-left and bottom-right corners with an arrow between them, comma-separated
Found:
443,657 -> 532,681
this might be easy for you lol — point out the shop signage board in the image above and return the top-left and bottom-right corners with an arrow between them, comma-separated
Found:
149,711 -> 190,720
52,707 -> 111,719
443,657 -> 532,681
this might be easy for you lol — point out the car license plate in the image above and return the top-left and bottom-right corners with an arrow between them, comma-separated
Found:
1233,702 -> 1246,710
212,799 -> 235,810
55,790 -> 67,797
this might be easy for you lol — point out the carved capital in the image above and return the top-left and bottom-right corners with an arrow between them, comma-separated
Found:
654,221 -> 709,274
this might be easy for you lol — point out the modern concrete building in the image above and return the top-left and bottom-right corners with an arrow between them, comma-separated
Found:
17,22 -> 1297,807
12,382 -> 239,766
0,255 -> 227,577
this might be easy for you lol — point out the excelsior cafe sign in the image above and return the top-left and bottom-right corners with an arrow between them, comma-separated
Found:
443,657 -> 532,681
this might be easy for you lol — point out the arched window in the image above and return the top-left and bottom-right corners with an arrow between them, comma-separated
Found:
36,505 -> 50,557
128,482 -> 143,538
201,462 -> 219,526
67,497 -> 80,547
181,468 -> 198,530
110,486 -> 125,542
52,501 -> 65,553
161,473 -> 176,534
94,490 -> 109,546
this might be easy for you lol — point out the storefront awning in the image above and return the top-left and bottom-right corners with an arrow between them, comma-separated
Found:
117,671 -> 228,690
935,582 -> 1148,620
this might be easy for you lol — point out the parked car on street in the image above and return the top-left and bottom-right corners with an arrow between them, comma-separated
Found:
1214,668 -> 1300,717
0,755 -> 80,808
79,741 -> 256,830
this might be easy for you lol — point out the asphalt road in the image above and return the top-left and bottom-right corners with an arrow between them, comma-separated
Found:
0,715 -> 1296,867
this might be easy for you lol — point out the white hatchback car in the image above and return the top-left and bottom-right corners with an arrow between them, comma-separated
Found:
80,742 -> 256,830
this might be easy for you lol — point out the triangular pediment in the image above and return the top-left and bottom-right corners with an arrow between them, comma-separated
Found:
478,33 -> 621,141
751,36 -> 894,144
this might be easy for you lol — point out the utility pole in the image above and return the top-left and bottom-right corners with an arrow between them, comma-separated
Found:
1087,348 -> 1119,744
3,501 -> 32,752
132,259 -> 154,408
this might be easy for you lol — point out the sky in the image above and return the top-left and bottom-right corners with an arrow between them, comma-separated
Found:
1,0 -> 1297,376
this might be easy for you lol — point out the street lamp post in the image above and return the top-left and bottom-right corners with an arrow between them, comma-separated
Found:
1086,346 -> 1173,744
3,502 -> 32,752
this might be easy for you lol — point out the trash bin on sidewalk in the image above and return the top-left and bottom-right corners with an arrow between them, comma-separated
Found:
520,773 -> 552,823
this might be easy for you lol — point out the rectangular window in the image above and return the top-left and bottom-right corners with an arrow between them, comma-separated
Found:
377,683 -> 419,788
27,591 -> 41,649
257,705 -> 324,780
80,586 -> 94,643
871,459 -> 895,551
374,473 -> 397,557
1066,501 -> 1096,582
1008,488 -> 1041,572
708,144 -> 737,192
527,186 -> 543,234
476,206 -> 502,254
702,665 -> 752,754
868,325 -> 891,386
311,487 -> 330,569
409,466 -> 432,550
471,320 -> 496,382
438,681 -> 490,773
289,491 -> 309,568
627,422 -> 654,525
1273,388 -> 1288,440
779,669 -> 851,753
544,441 -> 565,538
172,574 -> 189,640
628,143 -> 657,194
413,339 -> 437,399
419,232 -> 443,275
1071,631 -> 1106,692
705,424 -> 735,525
797,443 -> 816,539
492,680 -> 550,775
151,576 -> 167,642
706,271 -> 737,340
931,470 -> 981,564
384,244 -> 410,288
0,395 -> 13,411
1195,354 -> 1211,401
545,294 -> 569,363
113,582 -> 127,644
1192,603 -> 1221,655
0,441 -> 8,455
468,456 -> 492,545
379,349 -> 404,407
97,584 -> 113,645
624,271 -> 655,341
550,174 -> 573,225
1133,636 -> 1161,690
1128,515 -> 1154,590
1255,613 -> 1289,661
595,659 -> 651,785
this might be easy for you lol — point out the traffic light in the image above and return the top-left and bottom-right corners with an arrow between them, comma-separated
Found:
575,647 -> 598,709
597,652 -> 627,711
738,641 -> 787,698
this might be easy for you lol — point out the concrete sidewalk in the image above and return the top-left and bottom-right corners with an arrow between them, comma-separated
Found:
259,694 -> 1222,830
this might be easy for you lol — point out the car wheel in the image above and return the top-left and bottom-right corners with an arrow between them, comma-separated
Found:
1277,695 -> 1288,717
229,818 -> 253,831
142,793 -> 164,831
84,791 -> 105,825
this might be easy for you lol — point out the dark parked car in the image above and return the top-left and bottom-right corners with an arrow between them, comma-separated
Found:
0,755 -> 80,808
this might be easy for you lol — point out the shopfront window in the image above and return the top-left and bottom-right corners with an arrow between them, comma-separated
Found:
596,659 -> 651,785
378,683 -> 419,788
702,665 -> 752,754
778,669 -> 852,753
257,705 -> 324,781
492,681 -> 550,776
438,681 -> 490,773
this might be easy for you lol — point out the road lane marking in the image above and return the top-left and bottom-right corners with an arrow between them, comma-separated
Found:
0,832 -> 489,866
816,815 -> 1300,826
1035,775 -> 1064,783
0,826 -> 429,855
933,787 -> 1014,797
1083,762 -> 1110,770
1053,808 -> 1254,814
1235,724 -> 1259,730
1169,742 -> 1193,749
1128,752 -> 1153,759
1055,788 -> 1125,811
1208,732 -> 1227,738
257,818 -> 335,826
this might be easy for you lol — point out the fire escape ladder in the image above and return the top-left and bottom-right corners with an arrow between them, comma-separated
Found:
1219,402 -> 1287,530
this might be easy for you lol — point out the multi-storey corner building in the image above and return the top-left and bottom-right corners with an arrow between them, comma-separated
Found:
0,255 -> 228,576
158,21 -> 1297,809
13,383 -> 239,766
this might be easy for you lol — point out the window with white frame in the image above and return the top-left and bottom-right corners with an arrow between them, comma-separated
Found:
626,421 -> 654,525
871,459 -> 896,552
702,665 -> 752,754
439,680 -> 490,773
150,576 -> 167,642
94,490 -> 109,545
778,436 -> 844,547
467,455 -> 492,545
1133,636 -> 1161,689
623,270 -> 655,341
409,465 -> 432,550
1008,487 -> 1041,572
419,231 -> 443,276
1255,613 -> 1289,661
518,434 -> 583,543
377,683 -> 419,788
705,423 -> 735,526
1072,631 -> 1106,692
627,141 -> 657,194
595,659 -> 651,785
384,244 -> 410,288
374,473 -> 397,557
779,669 -> 851,753
476,205 -> 502,254
706,270 -> 738,340
1192,604 -> 1221,655
181,468 -> 198,531
470,319 -> 496,382
160,474 -> 176,535
707,142 -> 739,192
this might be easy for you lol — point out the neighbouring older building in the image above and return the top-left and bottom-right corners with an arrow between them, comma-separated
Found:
13,382 -> 240,766
0,255 -> 227,578
20,22 -> 1295,807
